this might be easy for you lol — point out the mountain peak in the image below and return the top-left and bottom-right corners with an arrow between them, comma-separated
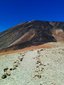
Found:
0,20 -> 64,50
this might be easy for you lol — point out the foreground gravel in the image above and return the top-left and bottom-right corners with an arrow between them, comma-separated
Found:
0,42 -> 64,85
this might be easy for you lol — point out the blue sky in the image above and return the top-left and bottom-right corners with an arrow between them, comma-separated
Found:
0,0 -> 64,32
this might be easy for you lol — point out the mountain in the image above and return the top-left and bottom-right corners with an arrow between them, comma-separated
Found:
0,21 -> 64,85
0,20 -> 64,50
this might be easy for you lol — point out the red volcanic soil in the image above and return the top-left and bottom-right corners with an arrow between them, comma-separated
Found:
0,43 -> 55,55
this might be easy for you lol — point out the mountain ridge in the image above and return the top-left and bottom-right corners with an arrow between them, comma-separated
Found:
0,20 -> 64,50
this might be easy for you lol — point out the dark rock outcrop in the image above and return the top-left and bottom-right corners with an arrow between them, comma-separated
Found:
0,20 -> 64,50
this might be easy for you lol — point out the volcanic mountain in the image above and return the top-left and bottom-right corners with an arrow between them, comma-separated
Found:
0,20 -> 64,50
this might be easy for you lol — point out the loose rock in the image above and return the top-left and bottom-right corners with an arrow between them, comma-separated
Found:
1,74 -> 7,79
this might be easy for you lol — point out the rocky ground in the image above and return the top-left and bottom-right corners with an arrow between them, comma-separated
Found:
0,42 -> 64,85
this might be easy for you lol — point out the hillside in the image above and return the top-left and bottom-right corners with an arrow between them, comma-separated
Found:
0,20 -> 64,50
0,20 -> 64,85
0,42 -> 64,85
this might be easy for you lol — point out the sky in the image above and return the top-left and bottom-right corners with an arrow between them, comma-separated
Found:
0,0 -> 64,32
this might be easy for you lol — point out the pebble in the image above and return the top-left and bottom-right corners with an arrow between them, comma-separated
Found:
34,74 -> 41,79
18,56 -> 23,61
4,68 -> 8,72
10,68 -> 13,71
1,74 -> 7,79
5,69 -> 11,76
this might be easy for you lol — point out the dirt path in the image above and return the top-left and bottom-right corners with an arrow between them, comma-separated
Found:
0,42 -> 64,85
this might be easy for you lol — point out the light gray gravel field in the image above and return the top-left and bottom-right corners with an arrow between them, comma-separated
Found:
0,42 -> 64,85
